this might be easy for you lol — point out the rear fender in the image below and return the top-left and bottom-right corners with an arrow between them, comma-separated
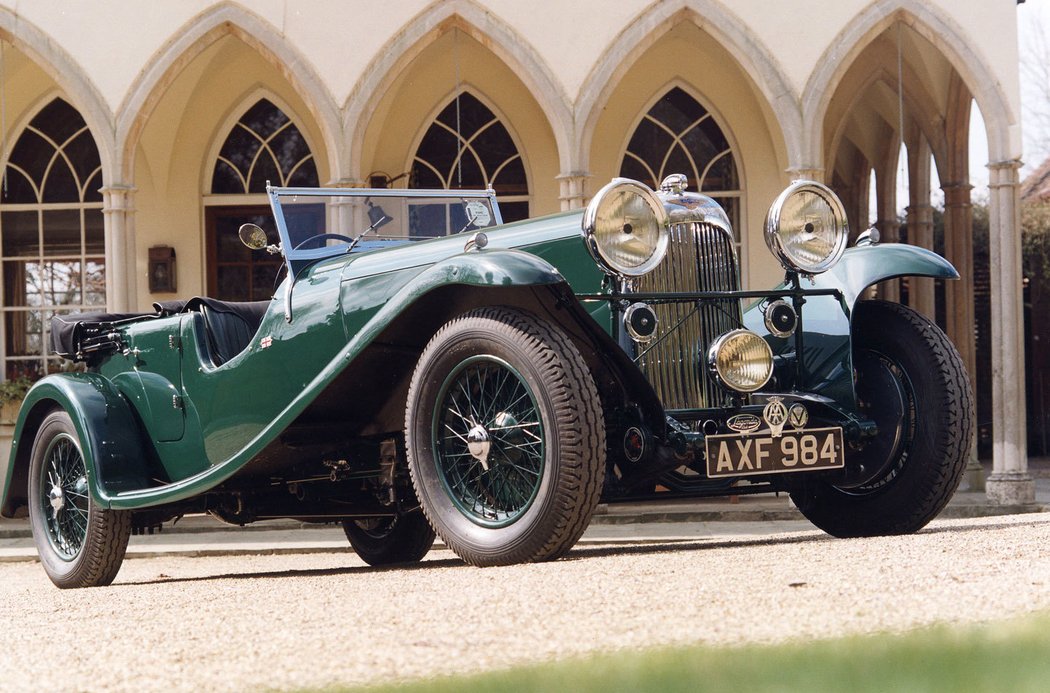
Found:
744,244 -> 959,410
1,373 -> 154,516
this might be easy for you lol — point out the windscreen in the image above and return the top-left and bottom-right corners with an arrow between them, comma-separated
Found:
274,192 -> 500,254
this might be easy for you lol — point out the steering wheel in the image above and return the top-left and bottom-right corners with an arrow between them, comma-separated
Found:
293,233 -> 355,250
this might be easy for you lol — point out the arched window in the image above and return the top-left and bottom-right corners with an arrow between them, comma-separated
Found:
411,92 -> 529,222
207,99 -> 318,301
1,98 -> 104,380
620,87 -> 741,232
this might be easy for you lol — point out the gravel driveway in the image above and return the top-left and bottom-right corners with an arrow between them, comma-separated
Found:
2,513 -> 1049,692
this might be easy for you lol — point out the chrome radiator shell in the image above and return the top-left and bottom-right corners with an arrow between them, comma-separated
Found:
630,189 -> 742,411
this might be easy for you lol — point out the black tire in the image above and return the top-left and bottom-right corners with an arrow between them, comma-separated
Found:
341,512 -> 436,566
28,410 -> 131,588
406,307 -> 605,566
790,300 -> 973,537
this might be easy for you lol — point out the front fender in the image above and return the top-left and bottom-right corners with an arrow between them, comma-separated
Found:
1,373 -> 153,516
810,243 -> 959,307
744,243 -> 959,411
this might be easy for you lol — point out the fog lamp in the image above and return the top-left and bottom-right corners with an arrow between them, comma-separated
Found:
707,329 -> 774,393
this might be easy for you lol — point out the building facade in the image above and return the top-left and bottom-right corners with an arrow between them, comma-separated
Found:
0,0 -> 1033,501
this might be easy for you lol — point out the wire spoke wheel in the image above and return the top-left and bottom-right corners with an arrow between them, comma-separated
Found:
434,356 -> 544,527
40,433 -> 90,560
28,410 -> 130,588
407,307 -> 605,567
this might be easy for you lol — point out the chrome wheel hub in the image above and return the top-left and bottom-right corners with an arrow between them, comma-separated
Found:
466,424 -> 491,470
48,483 -> 65,517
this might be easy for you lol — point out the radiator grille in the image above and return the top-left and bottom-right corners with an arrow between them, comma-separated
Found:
633,222 -> 741,411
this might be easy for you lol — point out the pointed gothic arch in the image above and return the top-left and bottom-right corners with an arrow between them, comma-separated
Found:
575,1 -> 799,176
343,0 -> 570,177
801,1 -> 1017,169
116,1 -> 341,184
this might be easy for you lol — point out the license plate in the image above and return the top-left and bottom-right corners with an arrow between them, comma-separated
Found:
704,427 -> 844,478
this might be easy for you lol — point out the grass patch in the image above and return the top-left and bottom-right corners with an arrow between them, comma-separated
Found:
343,612 -> 1050,692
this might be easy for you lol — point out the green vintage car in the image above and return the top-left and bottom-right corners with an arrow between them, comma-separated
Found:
1,175 -> 973,588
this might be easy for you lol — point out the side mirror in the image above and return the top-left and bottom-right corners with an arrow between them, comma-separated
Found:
238,223 -> 269,250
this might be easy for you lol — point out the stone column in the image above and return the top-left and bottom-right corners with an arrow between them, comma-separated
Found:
984,160 -> 1034,504
101,185 -> 135,312
904,202 -> 935,318
557,173 -> 588,211
942,182 -> 983,490
325,177 -> 364,235
906,140 -> 935,319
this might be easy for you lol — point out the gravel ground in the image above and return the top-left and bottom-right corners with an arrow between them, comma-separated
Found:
2,513 -> 1049,692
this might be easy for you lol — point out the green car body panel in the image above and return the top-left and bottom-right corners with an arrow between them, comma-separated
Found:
0,192 -> 955,517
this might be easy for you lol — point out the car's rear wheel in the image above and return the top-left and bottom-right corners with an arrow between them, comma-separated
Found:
28,410 -> 130,588
790,300 -> 973,537
341,512 -> 435,566
406,307 -> 605,566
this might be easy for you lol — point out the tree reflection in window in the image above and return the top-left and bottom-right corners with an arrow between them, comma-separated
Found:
1,98 -> 105,380
620,87 -> 741,233
211,99 -> 319,194
411,92 -> 529,223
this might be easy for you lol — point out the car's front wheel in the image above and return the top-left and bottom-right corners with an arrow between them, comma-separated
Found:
28,410 -> 130,588
406,307 -> 605,566
790,300 -> 973,537
341,512 -> 435,566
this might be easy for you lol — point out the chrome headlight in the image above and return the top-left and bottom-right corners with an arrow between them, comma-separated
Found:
707,329 -> 773,393
582,178 -> 669,277
764,180 -> 848,274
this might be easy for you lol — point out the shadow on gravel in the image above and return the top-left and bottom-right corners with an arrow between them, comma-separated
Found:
918,518 -> 1050,535
117,556 -> 470,586
115,517 -> 1044,587
566,533 -> 834,561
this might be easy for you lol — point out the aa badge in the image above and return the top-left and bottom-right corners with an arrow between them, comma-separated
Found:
762,396 -> 788,437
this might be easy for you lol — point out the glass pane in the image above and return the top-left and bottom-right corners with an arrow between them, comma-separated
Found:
41,261 -> 82,305
84,260 -> 106,306
286,158 -> 319,187
83,169 -> 103,203
241,99 -> 289,139
414,126 -> 460,182
248,150 -> 280,192
2,167 -> 39,204
5,310 -> 42,356
7,129 -> 53,187
85,208 -> 104,254
65,130 -> 102,189
212,160 -> 246,195
32,99 -> 86,147
42,159 -> 79,203
4,260 -> 37,307
217,266 -> 250,302
270,126 -> 312,179
43,209 -> 82,256
2,211 -> 39,257
498,201 -> 529,224
218,124 -> 262,181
